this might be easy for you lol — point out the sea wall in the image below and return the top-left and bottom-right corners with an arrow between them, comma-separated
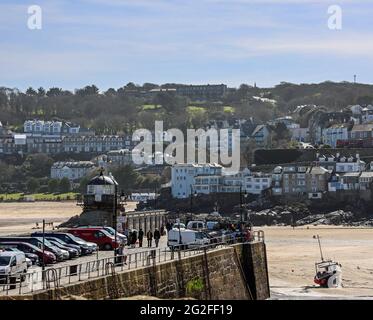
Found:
1,242 -> 270,300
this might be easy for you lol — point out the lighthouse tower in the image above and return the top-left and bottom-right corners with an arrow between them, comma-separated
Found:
78,169 -> 120,226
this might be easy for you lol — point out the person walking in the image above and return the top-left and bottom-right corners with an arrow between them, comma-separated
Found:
154,228 -> 161,247
147,230 -> 153,247
138,228 -> 144,247
131,229 -> 138,248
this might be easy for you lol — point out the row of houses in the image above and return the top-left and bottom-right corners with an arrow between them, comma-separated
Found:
170,153 -> 373,200
0,134 -> 135,155
171,163 -> 272,199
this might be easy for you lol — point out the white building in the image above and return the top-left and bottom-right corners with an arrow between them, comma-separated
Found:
361,105 -> 373,123
359,172 -> 373,190
51,161 -> 97,181
322,123 -> 350,148
336,155 -> 365,173
244,172 -> 272,194
24,120 -> 62,135
171,163 -> 223,199
171,164 -> 272,199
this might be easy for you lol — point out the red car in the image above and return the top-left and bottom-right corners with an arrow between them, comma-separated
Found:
68,228 -> 120,250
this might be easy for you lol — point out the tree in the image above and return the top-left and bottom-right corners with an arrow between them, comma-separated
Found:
37,87 -> 46,97
46,87 -> 63,97
76,85 -> 99,96
21,154 -> 54,178
59,177 -> 71,193
26,178 -> 40,193
48,179 -> 59,193
26,87 -> 37,96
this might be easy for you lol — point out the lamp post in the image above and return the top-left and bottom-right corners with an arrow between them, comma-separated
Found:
42,219 -> 45,273
113,183 -> 118,259
239,187 -> 248,231
190,186 -> 197,222
177,210 -> 182,246
154,186 -> 157,210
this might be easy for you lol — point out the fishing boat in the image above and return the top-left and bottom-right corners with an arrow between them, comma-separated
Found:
313,235 -> 342,288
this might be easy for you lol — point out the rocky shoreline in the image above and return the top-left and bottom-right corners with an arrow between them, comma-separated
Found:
247,206 -> 373,227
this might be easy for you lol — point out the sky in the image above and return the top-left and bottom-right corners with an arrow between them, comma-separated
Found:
1,0 -> 373,91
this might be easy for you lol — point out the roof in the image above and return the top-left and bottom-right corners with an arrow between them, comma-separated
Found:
88,171 -> 116,185
252,125 -> 268,136
52,161 -> 95,169
360,172 -> 373,178
0,251 -> 18,257
351,124 -> 373,132
326,123 -> 350,129
309,166 -> 330,175
342,172 -> 361,177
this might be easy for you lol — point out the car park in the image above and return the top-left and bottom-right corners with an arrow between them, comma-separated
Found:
0,251 -> 28,283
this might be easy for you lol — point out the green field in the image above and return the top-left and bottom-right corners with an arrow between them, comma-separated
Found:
187,106 -> 206,114
0,192 -> 79,202
142,104 -> 162,110
223,106 -> 235,113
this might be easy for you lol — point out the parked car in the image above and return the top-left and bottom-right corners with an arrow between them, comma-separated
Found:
167,228 -> 210,249
31,232 -> 97,255
0,242 -> 56,265
0,251 -> 28,283
45,237 -> 81,256
172,223 -> 186,229
186,221 -> 205,231
0,237 -> 68,262
47,240 -> 79,259
206,221 -> 219,230
76,226 -> 127,244
68,228 -> 120,250
3,247 -> 38,266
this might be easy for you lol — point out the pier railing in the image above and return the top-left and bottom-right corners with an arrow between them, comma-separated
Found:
0,230 -> 264,297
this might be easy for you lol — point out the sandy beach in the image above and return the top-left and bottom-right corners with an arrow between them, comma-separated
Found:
0,201 -> 138,236
264,226 -> 373,299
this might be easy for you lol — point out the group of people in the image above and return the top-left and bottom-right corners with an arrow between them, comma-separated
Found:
125,225 -> 165,248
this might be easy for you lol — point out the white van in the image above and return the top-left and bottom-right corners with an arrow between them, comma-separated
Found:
186,221 -> 205,231
0,251 -> 28,283
167,228 -> 210,249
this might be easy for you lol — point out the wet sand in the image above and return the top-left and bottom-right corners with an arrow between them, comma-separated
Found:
263,226 -> 373,299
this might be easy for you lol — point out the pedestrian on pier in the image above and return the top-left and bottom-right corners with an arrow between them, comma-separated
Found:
147,230 -> 153,247
154,228 -> 161,247
131,229 -> 138,248
138,228 -> 144,247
